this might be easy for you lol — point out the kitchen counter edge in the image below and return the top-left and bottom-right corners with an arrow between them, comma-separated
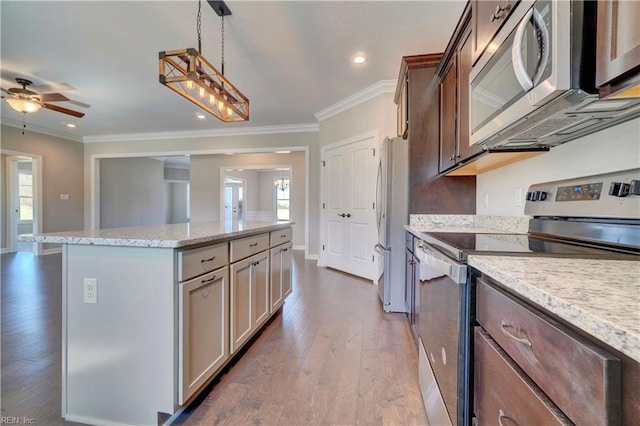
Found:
468,255 -> 640,363
19,221 -> 294,249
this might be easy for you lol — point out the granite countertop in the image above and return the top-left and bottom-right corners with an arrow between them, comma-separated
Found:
406,214 -> 531,236
19,220 -> 293,249
469,255 -> 640,363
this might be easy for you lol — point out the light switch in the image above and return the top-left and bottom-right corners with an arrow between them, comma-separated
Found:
60,194 -> 70,200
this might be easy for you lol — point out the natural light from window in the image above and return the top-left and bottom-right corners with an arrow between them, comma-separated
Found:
18,170 -> 33,221
275,178 -> 290,221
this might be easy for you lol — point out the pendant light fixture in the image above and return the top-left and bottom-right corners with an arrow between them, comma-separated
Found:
159,0 -> 249,122
274,172 -> 290,192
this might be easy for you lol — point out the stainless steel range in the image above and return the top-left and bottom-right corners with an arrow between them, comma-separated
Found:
415,169 -> 640,426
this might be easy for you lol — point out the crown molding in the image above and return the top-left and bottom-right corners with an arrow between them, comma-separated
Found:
1,118 -> 84,142
314,79 -> 396,122
83,123 -> 320,143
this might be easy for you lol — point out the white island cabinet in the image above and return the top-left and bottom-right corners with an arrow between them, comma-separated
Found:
22,220 -> 293,426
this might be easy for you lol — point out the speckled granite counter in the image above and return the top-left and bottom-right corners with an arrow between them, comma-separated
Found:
406,214 -> 530,236
20,220 -> 292,248
469,255 -> 640,363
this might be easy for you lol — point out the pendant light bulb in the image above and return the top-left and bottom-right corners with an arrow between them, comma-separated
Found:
186,80 -> 194,90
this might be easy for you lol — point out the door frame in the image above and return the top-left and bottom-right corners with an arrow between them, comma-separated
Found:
218,165 -> 293,223
318,129 -> 379,274
2,150 -> 43,255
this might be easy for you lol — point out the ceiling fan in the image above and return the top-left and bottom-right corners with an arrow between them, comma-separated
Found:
1,77 -> 85,118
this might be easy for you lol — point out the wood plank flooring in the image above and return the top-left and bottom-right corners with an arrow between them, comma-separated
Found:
1,251 -> 427,425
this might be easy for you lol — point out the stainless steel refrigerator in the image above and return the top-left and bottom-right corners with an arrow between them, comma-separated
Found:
375,137 -> 409,312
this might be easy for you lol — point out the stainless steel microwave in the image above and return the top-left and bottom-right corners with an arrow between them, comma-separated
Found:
469,0 -> 640,150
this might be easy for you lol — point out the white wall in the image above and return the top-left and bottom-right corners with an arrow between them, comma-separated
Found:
83,131 -> 317,254
100,157 -> 165,228
190,152 -> 306,248
477,118 -> 640,216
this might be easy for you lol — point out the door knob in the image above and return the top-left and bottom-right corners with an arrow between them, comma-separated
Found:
346,213 -> 351,218
338,213 -> 346,218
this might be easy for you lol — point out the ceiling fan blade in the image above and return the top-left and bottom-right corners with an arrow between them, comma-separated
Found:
39,92 -> 70,102
68,99 -> 91,108
41,103 -> 85,118
30,82 -> 76,93
0,87 -> 11,95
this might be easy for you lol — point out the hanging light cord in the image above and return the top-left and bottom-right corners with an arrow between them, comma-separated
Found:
221,13 -> 225,75
197,0 -> 202,53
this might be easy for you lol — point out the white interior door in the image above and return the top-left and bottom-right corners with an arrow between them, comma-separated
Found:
224,178 -> 245,221
321,133 -> 378,280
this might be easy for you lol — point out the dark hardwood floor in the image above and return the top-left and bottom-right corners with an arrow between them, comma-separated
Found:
1,251 -> 427,425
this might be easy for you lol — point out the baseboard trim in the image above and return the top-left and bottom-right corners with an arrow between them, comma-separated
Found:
42,247 -> 62,255
306,254 -> 319,261
293,245 -> 304,251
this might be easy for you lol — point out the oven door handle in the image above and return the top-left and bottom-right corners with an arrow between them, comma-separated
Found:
416,243 -> 467,285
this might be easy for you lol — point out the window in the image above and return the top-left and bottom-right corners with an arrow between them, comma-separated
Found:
275,178 -> 290,221
18,170 -> 33,222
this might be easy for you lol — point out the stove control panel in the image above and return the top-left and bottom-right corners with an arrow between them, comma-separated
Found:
556,183 -> 603,201
524,168 -> 640,218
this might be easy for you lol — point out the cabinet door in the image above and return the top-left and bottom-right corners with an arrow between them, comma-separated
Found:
596,0 -> 640,88
281,243 -> 292,299
439,57 -> 458,173
472,0 -> 516,64
456,28 -> 482,162
230,256 -> 253,353
253,250 -> 270,328
270,246 -> 284,312
179,267 -> 229,404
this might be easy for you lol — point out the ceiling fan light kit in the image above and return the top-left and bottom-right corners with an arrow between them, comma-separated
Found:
6,97 -> 41,113
159,0 -> 249,123
1,77 -> 85,118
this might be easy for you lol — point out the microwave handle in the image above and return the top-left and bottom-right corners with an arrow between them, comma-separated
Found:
511,7 -> 549,91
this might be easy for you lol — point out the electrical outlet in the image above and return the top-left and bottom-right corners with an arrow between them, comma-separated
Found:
83,278 -> 97,304
514,188 -> 522,207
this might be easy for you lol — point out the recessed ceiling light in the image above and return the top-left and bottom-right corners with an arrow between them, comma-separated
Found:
275,150 -> 291,154
353,55 -> 366,64
66,123 -> 76,128
196,113 -> 206,119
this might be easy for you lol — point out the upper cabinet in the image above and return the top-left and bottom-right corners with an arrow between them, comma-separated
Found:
438,4 -> 483,173
471,0 -> 518,64
395,54 -> 442,140
596,0 -> 640,97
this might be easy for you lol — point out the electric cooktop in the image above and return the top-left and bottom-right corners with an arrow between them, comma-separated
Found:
420,232 -> 638,262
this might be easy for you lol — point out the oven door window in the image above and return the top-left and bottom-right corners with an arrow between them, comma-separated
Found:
470,0 -> 553,135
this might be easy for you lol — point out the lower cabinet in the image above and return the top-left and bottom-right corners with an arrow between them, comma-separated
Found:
474,278 -> 622,425
178,267 -> 229,404
230,249 -> 270,353
270,241 -> 292,313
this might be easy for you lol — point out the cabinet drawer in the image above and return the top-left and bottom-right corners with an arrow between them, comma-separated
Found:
476,279 -> 621,425
474,327 -> 572,425
270,227 -> 292,247
178,242 -> 228,282
230,233 -> 269,263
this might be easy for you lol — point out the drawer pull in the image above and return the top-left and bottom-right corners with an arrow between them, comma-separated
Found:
201,275 -> 217,284
498,409 -> 518,426
200,256 -> 216,263
281,234 -> 287,238
500,321 -> 532,348
250,242 -> 259,247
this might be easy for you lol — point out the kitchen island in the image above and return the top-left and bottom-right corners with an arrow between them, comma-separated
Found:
22,220 -> 293,426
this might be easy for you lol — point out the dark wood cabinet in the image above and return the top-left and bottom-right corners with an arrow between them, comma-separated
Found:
439,24 -> 482,174
596,0 -> 640,97
397,52 -> 476,215
471,0 -> 517,64
473,277 -> 640,425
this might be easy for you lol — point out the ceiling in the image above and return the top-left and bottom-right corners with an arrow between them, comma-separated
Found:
1,1 -> 465,142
